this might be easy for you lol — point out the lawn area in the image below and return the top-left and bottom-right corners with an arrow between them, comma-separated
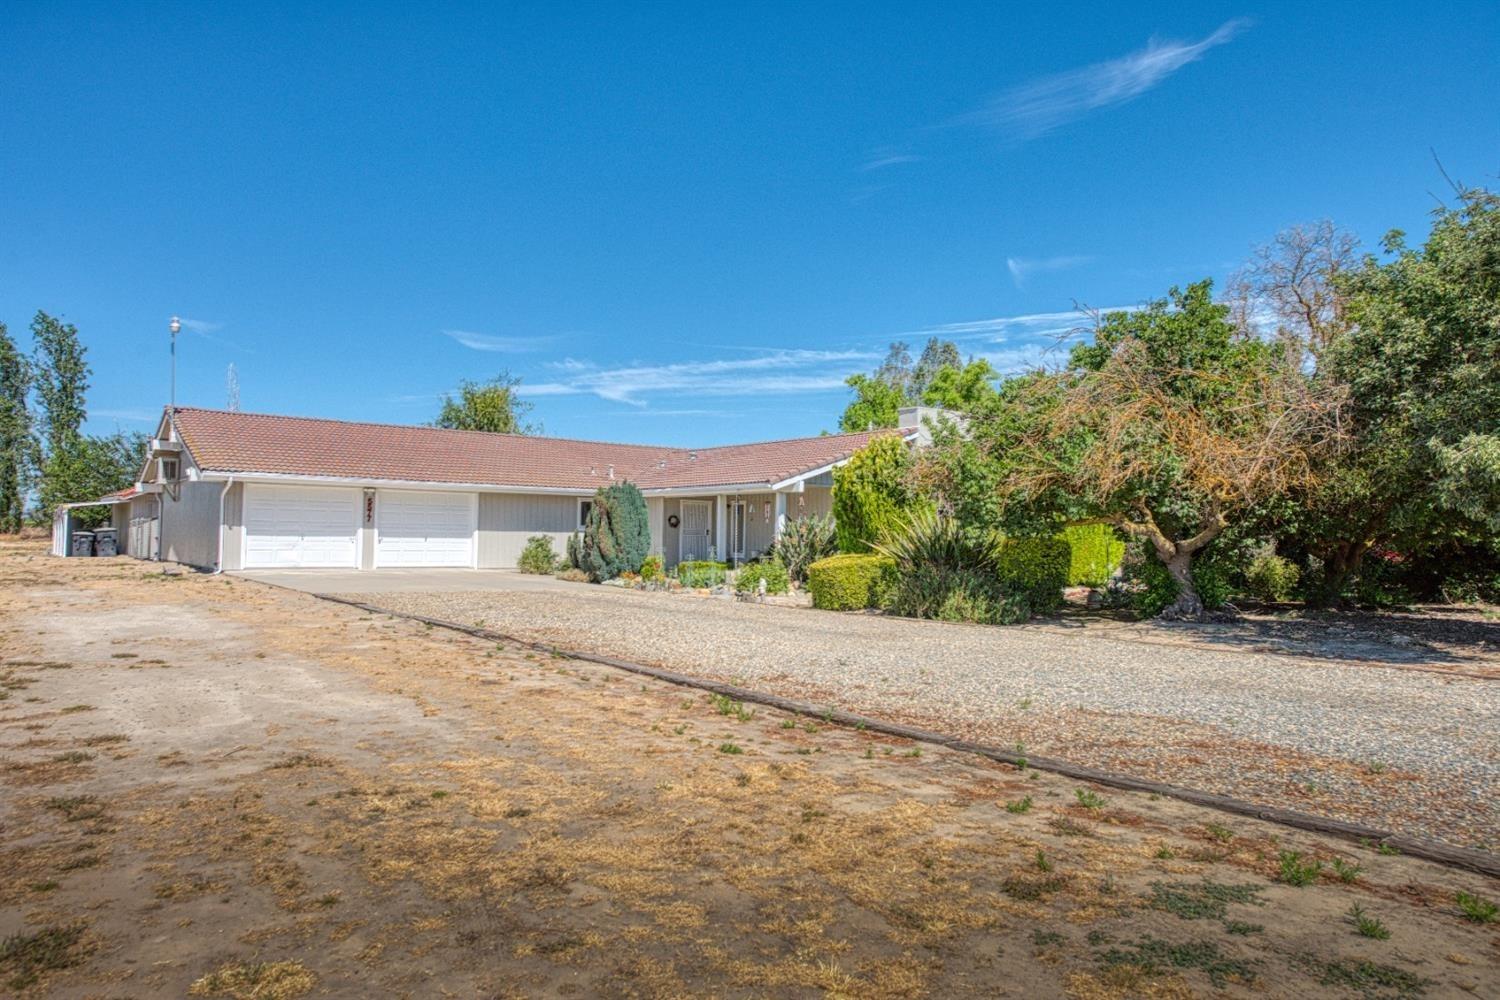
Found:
1,539 -> 1496,998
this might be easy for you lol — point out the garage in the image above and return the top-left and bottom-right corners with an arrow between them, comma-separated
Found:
243,485 -> 360,569
375,490 -> 476,568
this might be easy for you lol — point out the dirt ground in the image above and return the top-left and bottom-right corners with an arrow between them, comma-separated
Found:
2,541 -> 1497,998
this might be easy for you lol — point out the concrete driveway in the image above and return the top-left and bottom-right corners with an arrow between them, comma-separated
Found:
234,567 -> 575,594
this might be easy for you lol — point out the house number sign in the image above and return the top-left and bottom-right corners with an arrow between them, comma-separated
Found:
364,490 -> 376,526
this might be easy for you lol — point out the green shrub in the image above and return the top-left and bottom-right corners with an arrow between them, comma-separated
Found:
1245,552 -> 1301,602
807,553 -> 897,611
640,553 -> 664,582
995,536 -> 1071,615
581,481 -> 650,581
565,532 -> 583,570
773,514 -> 836,583
1062,524 -> 1125,587
517,535 -> 558,574
832,435 -> 922,552
677,560 -> 729,588
734,560 -> 789,595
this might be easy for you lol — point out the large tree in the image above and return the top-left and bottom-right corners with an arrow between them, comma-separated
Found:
1003,281 -> 1344,617
434,373 -> 537,434
0,321 -> 33,532
31,311 -> 91,518
838,337 -> 988,431
48,431 -> 149,529
911,336 -> 962,398
1293,189 -> 1500,601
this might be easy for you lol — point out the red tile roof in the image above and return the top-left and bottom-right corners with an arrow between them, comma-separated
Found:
169,408 -> 898,492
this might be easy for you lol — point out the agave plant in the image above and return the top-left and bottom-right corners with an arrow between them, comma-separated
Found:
872,507 -> 1003,573
773,514 -> 837,584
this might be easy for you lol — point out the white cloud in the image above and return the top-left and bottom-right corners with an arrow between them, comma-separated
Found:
962,19 -> 1250,140
861,152 -> 923,171
521,348 -> 879,405
91,407 -> 157,423
442,329 -> 557,352
1005,254 -> 1094,288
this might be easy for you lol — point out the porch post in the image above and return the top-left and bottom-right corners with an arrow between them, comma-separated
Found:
774,491 -> 787,539
713,494 -> 726,561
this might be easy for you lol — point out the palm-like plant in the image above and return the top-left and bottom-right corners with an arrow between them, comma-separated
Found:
774,514 -> 837,584
872,507 -> 1003,573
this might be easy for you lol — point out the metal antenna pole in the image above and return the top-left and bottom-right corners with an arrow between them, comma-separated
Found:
169,316 -> 181,412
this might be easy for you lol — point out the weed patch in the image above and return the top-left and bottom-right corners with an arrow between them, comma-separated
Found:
1293,954 -> 1429,998
1097,936 -> 1257,989
1148,880 -> 1264,922
188,960 -> 317,999
0,923 -> 91,991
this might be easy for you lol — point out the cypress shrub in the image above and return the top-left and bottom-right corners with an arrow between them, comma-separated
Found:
517,535 -> 558,574
832,435 -> 921,552
581,481 -> 650,580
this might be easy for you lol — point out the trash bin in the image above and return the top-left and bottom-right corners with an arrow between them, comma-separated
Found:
94,528 -> 118,557
70,531 -> 96,557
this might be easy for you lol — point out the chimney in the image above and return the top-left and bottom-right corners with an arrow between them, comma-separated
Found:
896,406 -> 968,447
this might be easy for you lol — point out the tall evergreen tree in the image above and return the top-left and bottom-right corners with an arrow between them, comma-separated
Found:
910,337 -> 962,398
0,321 -> 32,532
31,311 -> 92,517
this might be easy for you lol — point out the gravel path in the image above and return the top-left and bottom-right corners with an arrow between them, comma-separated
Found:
337,585 -> 1500,849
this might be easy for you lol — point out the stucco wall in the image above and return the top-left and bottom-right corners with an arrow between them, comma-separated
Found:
478,492 -> 582,568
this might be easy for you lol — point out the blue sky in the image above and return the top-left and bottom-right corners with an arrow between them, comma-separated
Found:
2,3 -> 1496,446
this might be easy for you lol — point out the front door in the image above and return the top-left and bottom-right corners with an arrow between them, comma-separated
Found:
679,500 -> 711,563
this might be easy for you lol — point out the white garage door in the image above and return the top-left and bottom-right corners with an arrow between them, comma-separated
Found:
243,485 -> 359,569
376,490 -> 475,568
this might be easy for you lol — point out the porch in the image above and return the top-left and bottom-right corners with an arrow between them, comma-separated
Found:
650,481 -> 832,568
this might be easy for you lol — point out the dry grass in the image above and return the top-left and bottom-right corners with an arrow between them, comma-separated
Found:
0,538 -> 1496,997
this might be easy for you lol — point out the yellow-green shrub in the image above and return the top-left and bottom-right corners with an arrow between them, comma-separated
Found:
807,553 -> 897,611
1062,524 -> 1125,586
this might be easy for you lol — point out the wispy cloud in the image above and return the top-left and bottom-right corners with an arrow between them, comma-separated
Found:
861,151 -> 923,171
522,348 -> 879,405
442,329 -> 557,353
1006,254 -> 1093,288
960,19 -> 1249,140
903,305 -> 1144,374
91,407 -> 158,423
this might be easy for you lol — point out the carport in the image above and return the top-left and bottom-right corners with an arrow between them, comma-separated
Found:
50,488 -> 144,557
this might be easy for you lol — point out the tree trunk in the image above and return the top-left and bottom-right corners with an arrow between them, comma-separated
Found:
1311,540 -> 1368,608
1160,550 -> 1204,619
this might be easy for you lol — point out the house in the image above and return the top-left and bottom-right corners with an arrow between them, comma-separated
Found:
53,406 -> 954,572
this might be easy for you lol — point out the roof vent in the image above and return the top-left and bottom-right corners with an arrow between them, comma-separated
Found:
689,451 -> 697,461
607,464 -> 615,480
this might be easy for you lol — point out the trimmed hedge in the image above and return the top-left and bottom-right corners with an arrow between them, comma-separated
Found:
1062,524 -> 1125,587
807,553 -> 897,611
734,560 -> 789,595
678,560 -> 729,588
994,536 -> 1071,615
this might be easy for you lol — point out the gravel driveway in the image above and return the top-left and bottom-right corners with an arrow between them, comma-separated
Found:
336,585 -> 1499,850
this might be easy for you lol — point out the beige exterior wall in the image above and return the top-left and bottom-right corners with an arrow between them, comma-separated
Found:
477,492 -> 582,568
160,481 -> 225,570
219,483 -> 245,570
797,484 -> 833,520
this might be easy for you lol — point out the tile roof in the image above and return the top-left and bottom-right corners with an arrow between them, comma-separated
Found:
169,408 -> 898,493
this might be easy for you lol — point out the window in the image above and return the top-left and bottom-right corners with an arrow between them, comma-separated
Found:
577,499 -> 593,530
159,458 -> 180,483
